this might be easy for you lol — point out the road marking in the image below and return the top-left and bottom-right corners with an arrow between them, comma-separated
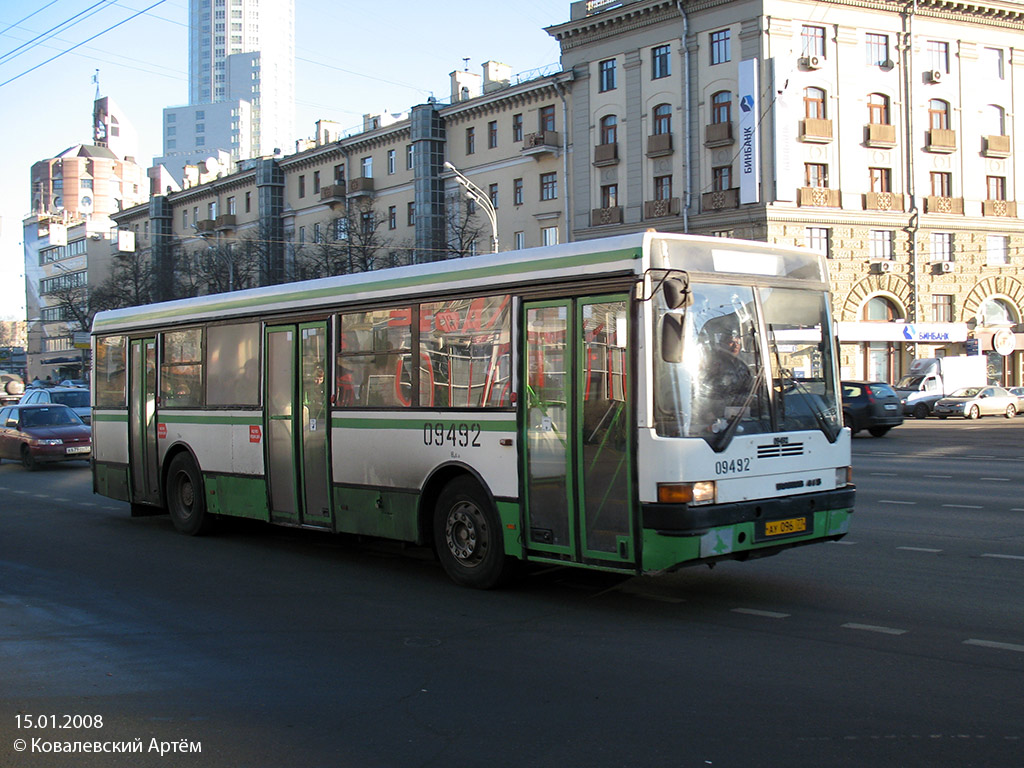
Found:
1012,508 -> 1024,512
13,490 -> 28,494
980,477 -> 1010,482
942,504 -> 984,510
924,475 -> 953,479
879,500 -> 917,505
897,547 -> 943,553
843,623 -> 908,636
964,639 -> 1024,654
32,494 -> 48,498
870,472 -> 899,477
732,608 -> 790,619
80,502 -> 96,507
981,553 -> 1024,561
828,540 -> 857,545
54,497 -> 69,502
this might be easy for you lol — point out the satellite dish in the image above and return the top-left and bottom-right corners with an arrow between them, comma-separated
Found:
203,156 -> 220,174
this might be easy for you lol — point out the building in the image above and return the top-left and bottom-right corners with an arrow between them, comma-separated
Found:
154,0 -> 295,183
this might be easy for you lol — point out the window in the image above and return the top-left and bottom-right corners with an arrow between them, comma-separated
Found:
870,230 -> 894,260
805,163 -> 828,188
599,115 -> 617,144
805,227 -> 830,256
870,167 -> 892,193
801,25 -> 825,57
652,44 -> 671,78
599,59 -> 617,91
182,209 -> 189,228
710,29 -> 730,65
987,176 -> 1007,201
711,91 -> 731,124
406,145 -> 415,170
336,308 -> 413,407
931,294 -> 953,322
361,156 -> 373,178
207,323 -> 259,406
313,172 -> 320,195
986,235 -> 1009,266
298,175 -> 306,198
542,226 -> 559,246
928,99 -> 950,130
94,336 -> 127,407
653,103 -> 672,134
514,231 -> 525,250
388,205 -> 397,229
654,175 -> 672,201
161,329 -> 203,407
466,127 -> 475,155
488,121 -> 498,149
245,191 -> 251,213
931,232 -> 953,261
984,105 -> 1006,136
866,33 -> 889,66
868,93 -> 890,124
539,105 -> 556,133
489,183 -> 499,210
540,172 -> 558,201
513,178 -> 524,206
227,196 -> 236,215
512,113 -> 523,142
387,149 -> 396,174
927,40 -> 950,73
712,165 -> 732,192
983,47 -> 1005,80
803,87 -> 826,119
600,184 -> 618,209
930,171 -> 952,197
407,201 -> 415,226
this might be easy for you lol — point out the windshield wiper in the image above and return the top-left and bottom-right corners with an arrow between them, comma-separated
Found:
766,323 -> 840,442
710,363 -> 766,452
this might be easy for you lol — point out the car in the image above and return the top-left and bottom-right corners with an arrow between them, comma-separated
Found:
0,403 -> 92,471
932,386 -> 1018,419
1008,386 -> 1024,413
841,380 -> 904,437
19,385 -> 91,424
59,379 -> 89,388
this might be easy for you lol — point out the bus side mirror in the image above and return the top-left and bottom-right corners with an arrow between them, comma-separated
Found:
662,277 -> 691,310
661,314 -> 684,363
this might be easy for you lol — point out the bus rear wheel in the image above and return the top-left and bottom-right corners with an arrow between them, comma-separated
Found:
434,477 -> 508,589
166,453 -> 212,536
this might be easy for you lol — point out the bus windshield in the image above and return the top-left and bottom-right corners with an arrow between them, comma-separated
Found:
655,282 -> 841,449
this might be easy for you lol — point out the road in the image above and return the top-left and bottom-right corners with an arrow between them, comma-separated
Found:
1,418 -> 1022,768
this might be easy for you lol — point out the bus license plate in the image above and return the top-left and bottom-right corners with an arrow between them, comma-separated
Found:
763,516 -> 808,538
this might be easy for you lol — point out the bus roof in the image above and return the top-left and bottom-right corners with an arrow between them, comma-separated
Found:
92,232 -> 824,334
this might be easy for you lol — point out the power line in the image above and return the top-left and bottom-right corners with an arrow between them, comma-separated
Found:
0,0 -> 62,38
0,0 -> 115,66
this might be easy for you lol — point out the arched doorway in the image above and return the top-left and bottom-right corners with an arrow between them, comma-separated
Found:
975,297 -> 1020,386
862,295 -> 903,382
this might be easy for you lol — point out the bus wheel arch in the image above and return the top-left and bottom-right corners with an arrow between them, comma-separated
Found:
162,446 -> 213,536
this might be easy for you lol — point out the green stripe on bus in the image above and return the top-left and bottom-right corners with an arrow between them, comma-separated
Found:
92,412 -> 129,422
160,413 -> 262,425
332,417 -> 516,431
93,247 -> 641,331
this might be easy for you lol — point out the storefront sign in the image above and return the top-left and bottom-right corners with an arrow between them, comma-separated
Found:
738,59 -> 760,204
992,328 -> 1015,356
837,322 -> 968,343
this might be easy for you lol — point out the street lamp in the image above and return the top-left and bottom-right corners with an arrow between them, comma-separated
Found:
443,161 -> 498,253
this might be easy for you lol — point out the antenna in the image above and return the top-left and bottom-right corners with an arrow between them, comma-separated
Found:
463,57 -> 470,71
92,68 -> 100,99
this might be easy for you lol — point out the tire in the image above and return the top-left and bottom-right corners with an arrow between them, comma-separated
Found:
967,405 -> 980,420
20,445 -> 39,472
913,403 -> 930,420
1005,404 -> 1016,419
433,476 -> 509,589
868,426 -> 891,437
165,453 -> 212,535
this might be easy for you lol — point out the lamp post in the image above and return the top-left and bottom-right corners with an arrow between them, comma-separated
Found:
443,161 -> 498,253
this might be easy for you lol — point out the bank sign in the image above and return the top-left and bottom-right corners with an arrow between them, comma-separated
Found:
837,322 -> 968,343
738,59 -> 760,204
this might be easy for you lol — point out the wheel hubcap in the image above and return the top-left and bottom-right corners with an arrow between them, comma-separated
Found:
177,473 -> 194,514
445,501 -> 486,567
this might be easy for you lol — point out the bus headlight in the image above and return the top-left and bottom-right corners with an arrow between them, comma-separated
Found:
836,466 -> 852,487
658,481 -> 716,506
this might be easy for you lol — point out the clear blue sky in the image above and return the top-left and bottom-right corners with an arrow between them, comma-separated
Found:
0,0 -> 568,320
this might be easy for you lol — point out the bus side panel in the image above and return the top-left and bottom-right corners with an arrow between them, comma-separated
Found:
206,474 -> 270,521
332,486 -> 419,541
92,411 -> 131,502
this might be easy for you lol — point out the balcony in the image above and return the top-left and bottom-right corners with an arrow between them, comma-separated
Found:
925,129 -> 957,153
704,121 -> 733,148
320,184 -> 346,203
593,142 -> 619,167
521,131 -> 560,158
347,177 -> 375,197
863,192 -> 905,212
644,198 -> 681,219
982,199 -> 1017,217
798,187 -> 842,208
215,213 -> 236,231
799,118 -> 833,143
590,206 -> 623,226
646,132 -> 673,157
195,218 -> 216,234
701,188 -> 739,211
924,196 -> 964,214
983,134 -> 1011,158
864,123 -> 897,148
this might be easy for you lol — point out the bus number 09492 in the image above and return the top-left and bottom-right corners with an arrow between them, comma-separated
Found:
715,458 -> 751,475
423,422 -> 482,448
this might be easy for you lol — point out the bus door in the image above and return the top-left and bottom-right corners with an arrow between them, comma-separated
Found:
522,296 -> 633,565
265,323 -> 332,527
128,337 -> 160,505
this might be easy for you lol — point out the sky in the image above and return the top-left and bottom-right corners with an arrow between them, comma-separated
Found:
0,0 -> 570,321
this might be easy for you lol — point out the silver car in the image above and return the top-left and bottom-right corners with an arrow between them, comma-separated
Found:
933,386 -> 1018,419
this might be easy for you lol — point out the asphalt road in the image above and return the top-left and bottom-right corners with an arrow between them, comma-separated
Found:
1,418 -> 1022,768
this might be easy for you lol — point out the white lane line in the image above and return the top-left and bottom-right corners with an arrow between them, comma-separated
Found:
897,547 -> 943,553
981,553 -> 1024,561
979,477 -> 1010,482
924,475 -> 953,479
843,623 -> 908,636
32,494 -> 48,499
828,540 -> 857,545
1012,508 -> 1024,512
870,472 -> 898,477
879,500 -> 917,505
80,502 -> 96,507
964,639 -> 1024,654
54,497 -> 69,502
942,504 -> 983,510
732,608 -> 790,619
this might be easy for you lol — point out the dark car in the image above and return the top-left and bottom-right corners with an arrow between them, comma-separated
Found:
841,381 -> 904,437
19,385 -> 91,424
0,403 -> 92,470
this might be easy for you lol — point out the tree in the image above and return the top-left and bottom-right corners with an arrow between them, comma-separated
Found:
445,195 -> 487,259
90,246 -> 156,311
176,239 -> 259,297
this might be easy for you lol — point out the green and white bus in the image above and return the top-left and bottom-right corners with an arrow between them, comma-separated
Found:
91,232 -> 854,588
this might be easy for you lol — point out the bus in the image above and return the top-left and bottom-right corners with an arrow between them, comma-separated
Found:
91,232 -> 854,588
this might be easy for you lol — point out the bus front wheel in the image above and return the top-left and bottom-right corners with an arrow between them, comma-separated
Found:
166,453 -> 212,536
434,477 -> 508,589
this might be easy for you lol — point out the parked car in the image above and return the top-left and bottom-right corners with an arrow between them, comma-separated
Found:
19,385 -> 91,424
1008,387 -> 1024,413
932,386 -> 1018,419
0,403 -> 92,470
841,381 -> 904,437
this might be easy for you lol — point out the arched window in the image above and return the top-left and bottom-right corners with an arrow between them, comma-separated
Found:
864,296 -> 899,322
983,104 -> 1006,136
862,296 -> 903,382
804,87 -> 826,119
928,99 -> 950,130
867,93 -> 890,125
711,91 -> 731,124
976,297 -> 1017,326
599,114 -> 617,145
652,103 -> 672,135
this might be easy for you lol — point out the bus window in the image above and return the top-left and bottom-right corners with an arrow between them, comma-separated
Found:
94,335 -> 127,407
160,329 -> 204,407
207,322 -> 260,406
336,308 -> 412,407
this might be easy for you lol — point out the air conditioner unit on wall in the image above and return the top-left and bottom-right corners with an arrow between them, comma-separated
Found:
940,260 -> 953,273
926,69 -> 943,83
801,55 -> 823,70
872,260 -> 893,273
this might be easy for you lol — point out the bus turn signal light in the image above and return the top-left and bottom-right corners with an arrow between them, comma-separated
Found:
658,481 -> 716,505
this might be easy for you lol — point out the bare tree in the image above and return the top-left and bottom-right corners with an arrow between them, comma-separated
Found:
338,198 -> 393,273
91,246 -> 157,311
293,219 -> 349,281
446,195 -> 486,259
176,240 -> 259,297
